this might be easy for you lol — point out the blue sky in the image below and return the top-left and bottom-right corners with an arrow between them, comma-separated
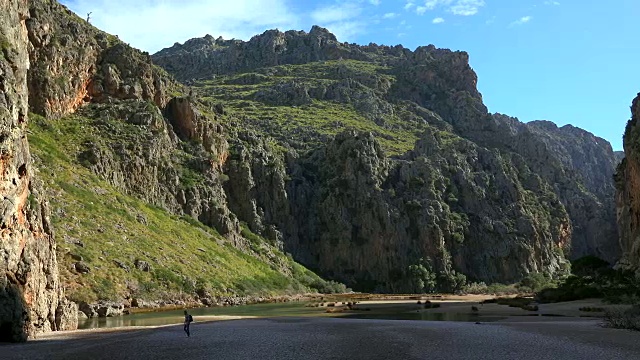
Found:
61,0 -> 640,150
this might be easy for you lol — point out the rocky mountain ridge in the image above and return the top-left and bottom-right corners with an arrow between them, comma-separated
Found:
153,27 -> 621,279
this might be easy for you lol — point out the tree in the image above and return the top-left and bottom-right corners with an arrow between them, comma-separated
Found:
408,258 -> 437,293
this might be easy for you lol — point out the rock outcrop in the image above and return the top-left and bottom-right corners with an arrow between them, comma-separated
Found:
0,0 -> 73,342
615,93 -> 640,268
26,0 -> 175,119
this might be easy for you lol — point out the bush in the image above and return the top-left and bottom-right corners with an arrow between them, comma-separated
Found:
518,273 -> 556,293
312,280 -> 349,294
603,305 -> 640,330
463,282 -> 488,294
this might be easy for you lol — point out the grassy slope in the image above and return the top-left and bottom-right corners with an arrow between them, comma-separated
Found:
195,59 -> 429,155
29,114 -> 330,304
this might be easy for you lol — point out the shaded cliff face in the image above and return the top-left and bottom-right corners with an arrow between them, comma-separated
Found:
525,121 -> 620,262
615,93 -> 640,268
464,114 -> 621,263
0,0 -> 61,342
283,130 -> 569,291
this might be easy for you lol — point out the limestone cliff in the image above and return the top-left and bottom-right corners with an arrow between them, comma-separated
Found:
615,93 -> 640,268
0,0 -> 75,342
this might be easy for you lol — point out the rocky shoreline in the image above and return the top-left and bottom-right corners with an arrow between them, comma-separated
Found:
76,294 -> 316,320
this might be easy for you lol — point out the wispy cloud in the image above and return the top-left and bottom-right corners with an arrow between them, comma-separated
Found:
60,0 -> 299,53
432,17 -> 445,24
310,1 -> 367,41
404,2 -> 415,10
413,0 -> 484,16
383,12 -> 398,19
449,0 -> 485,16
369,0 -> 381,5
311,2 -> 362,23
510,15 -> 532,26
544,0 -> 560,5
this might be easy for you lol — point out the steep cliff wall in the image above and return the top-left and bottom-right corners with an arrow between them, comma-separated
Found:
282,130 -> 570,291
0,0 -> 70,342
616,93 -> 640,268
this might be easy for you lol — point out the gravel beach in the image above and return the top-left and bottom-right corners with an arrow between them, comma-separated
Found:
1,317 -> 639,360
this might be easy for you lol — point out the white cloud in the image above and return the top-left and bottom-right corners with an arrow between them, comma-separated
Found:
404,2 -> 415,10
449,0 -> 485,16
383,12 -> 398,19
544,1 -> 560,5
369,0 -> 381,5
311,2 -> 362,23
432,17 -> 445,24
510,15 -> 532,26
60,0 -> 299,53
310,1 -> 368,42
414,0 -> 482,16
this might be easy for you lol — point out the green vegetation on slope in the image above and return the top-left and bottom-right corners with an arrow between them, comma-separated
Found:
29,114 -> 336,304
194,59 -> 431,155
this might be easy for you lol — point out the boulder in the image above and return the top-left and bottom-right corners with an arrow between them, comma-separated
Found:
134,259 -> 151,272
55,301 -> 78,331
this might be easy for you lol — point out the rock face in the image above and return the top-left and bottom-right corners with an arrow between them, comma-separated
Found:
153,28 -> 621,289
26,1 -> 174,118
282,130 -> 571,291
0,0 -> 69,342
615,93 -> 640,268
524,121 -> 620,262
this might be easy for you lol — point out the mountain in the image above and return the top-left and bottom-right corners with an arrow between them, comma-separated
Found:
1,0 -> 624,341
615,93 -> 640,268
153,28 -> 621,290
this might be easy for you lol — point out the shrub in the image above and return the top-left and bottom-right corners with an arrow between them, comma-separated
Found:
603,305 -> 640,330
519,273 -> 556,293
463,282 -> 488,294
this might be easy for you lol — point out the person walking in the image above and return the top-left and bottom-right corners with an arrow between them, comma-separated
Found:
184,310 -> 193,337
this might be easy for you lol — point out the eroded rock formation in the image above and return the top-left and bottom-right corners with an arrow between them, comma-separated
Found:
0,0 -> 75,342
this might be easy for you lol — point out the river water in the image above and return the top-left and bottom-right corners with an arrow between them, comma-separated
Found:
79,302 -> 503,329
